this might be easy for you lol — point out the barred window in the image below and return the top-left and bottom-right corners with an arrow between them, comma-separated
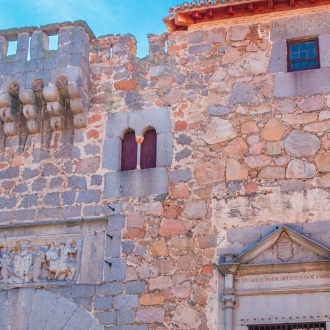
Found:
249,322 -> 326,330
287,38 -> 320,72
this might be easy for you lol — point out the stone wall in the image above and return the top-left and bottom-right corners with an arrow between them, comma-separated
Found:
0,6 -> 329,330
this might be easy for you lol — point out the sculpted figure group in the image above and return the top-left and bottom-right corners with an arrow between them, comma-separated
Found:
0,238 -> 79,284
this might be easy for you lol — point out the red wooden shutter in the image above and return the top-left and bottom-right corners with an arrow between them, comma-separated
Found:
141,129 -> 157,169
121,130 -> 137,171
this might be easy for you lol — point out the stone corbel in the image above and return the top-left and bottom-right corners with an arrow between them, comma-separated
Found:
43,85 -> 65,131
19,89 -> 40,134
0,92 -> 19,137
68,83 -> 88,129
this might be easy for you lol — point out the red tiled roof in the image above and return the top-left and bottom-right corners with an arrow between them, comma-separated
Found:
164,0 -> 330,31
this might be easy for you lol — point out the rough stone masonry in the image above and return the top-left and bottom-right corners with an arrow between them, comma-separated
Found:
0,1 -> 329,329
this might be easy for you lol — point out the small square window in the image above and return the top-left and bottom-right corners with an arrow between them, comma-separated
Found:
287,38 -> 320,72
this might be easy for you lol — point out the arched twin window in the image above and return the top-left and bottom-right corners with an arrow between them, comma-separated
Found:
121,129 -> 157,171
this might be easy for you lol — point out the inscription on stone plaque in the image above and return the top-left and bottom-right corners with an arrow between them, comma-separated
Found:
0,236 -> 81,285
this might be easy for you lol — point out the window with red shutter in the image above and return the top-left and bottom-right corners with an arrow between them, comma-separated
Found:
141,129 -> 157,169
121,130 -> 137,171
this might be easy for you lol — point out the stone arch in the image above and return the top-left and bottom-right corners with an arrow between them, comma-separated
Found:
0,288 -> 103,330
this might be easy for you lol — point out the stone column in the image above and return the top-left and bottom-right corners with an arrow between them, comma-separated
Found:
221,294 -> 236,330
136,136 -> 144,169
217,257 -> 239,330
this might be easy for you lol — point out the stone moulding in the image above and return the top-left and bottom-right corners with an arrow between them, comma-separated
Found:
0,235 -> 82,287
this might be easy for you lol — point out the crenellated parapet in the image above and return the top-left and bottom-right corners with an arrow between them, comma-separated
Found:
0,21 -> 93,144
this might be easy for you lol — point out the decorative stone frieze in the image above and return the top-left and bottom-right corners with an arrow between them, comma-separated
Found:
0,235 -> 81,285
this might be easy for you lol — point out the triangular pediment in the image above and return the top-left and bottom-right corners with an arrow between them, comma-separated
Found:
235,226 -> 330,265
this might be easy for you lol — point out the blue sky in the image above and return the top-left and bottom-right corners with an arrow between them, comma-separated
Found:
0,0 -> 181,57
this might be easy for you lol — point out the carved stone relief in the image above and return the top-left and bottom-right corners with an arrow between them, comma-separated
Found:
0,236 -> 81,285
276,232 -> 294,262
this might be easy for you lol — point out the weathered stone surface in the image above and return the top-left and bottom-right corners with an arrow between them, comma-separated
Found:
193,159 -> 225,185
114,79 -> 137,91
164,205 -> 182,219
181,199 -> 207,220
127,211 -> 145,229
170,184 -> 190,199
228,84 -> 254,105
171,281 -> 192,299
203,117 -> 237,144
247,52 -> 268,75
136,307 -> 165,324
160,219 -> 190,236
188,31 -> 205,44
152,237 -> 169,256
207,27 -> 226,42
221,137 -> 249,157
258,166 -> 285,179
75,156 -> 100,174
172,305 -> 201,328
241,121 -> 259,134
282,113 -> 318,125
222,48 -> 241,64
266,142 -> 281,155
171,237 -> 195,251
149,276 -> 173,290
299,96 -> 325,112
198,234 -> 217,248
303,121 -> 330,133
277,99 -> 295,114
284,130 -> 321,157
206,106 -> 231,116
244,155 -> 272,170
315,153 -> 330,172
245,181 -> 260,195
228,25 -> 250,40
260,118 -> 285,141
317,173 -> 330,187
226,159 -> 249,181
319,110 -> 330,121
140,293 -> 163,306
286,159 -> 316,178
146,202 -> 163,216
170,169 -> 191,184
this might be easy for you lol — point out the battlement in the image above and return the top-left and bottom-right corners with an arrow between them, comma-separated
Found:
0,21 -> 92,146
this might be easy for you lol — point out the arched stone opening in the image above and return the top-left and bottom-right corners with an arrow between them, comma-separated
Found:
0,288 -> 103,330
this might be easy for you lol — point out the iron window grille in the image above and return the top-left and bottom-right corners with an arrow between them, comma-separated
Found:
249,322 -> 326,330
287,38 -> 320,72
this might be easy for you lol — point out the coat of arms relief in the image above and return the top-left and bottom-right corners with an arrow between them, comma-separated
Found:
0,236 -> 81,285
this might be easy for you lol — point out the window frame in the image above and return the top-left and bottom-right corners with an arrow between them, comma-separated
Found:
121,129 -> 138,171
140,129 -> 157,170
287,37 -> 320,72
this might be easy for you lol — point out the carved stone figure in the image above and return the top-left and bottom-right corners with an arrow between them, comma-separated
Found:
0,248 -> 13,282
45,239 -> 79,281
